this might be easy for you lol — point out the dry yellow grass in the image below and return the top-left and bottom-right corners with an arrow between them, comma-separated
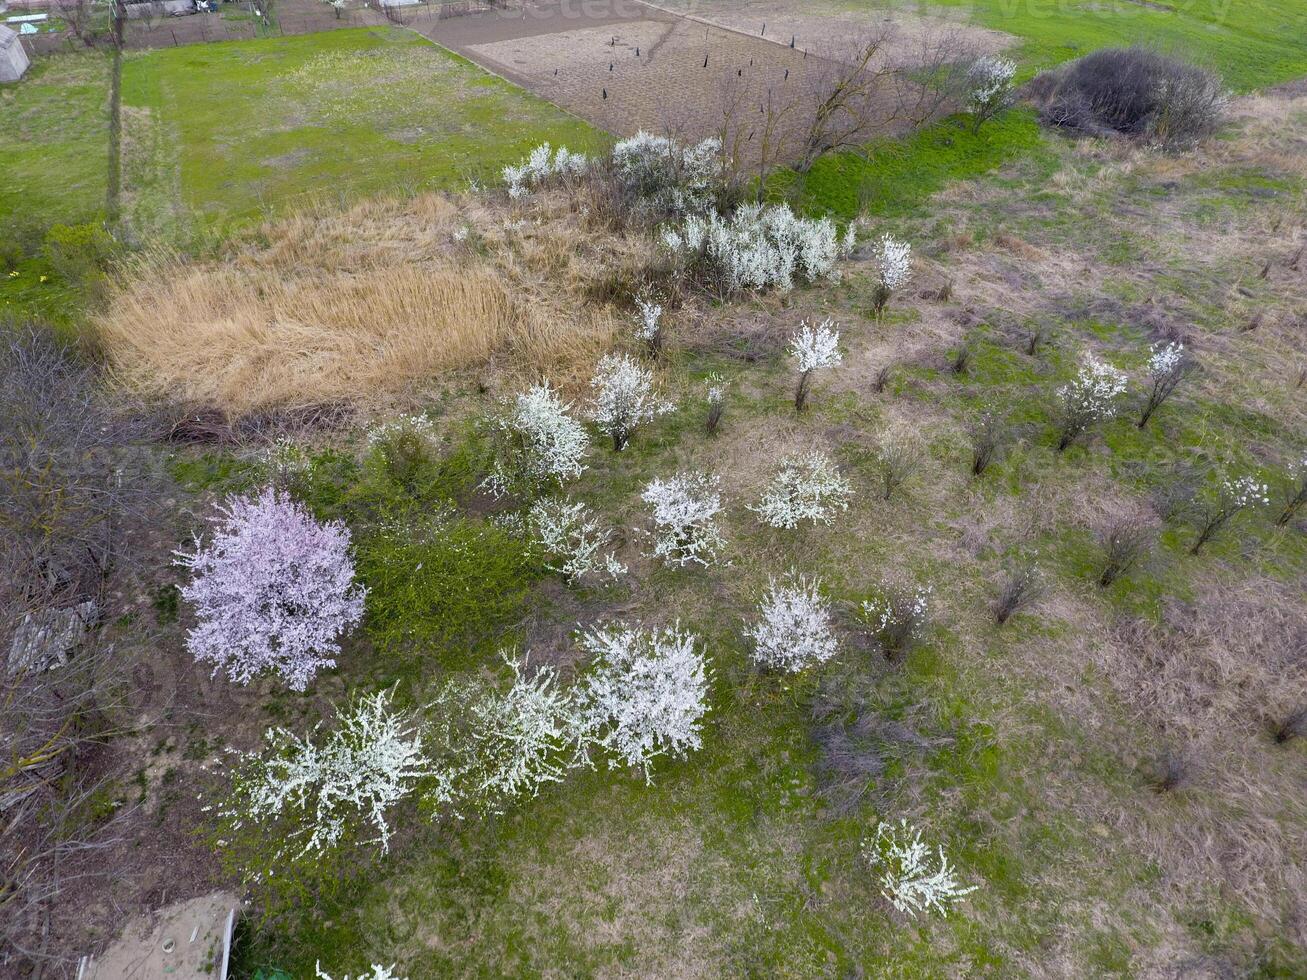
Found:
95,191 -> 637,414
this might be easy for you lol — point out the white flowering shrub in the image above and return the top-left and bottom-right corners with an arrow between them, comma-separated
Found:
528,496 -> 626,583
641,470 -> 727,567
1188,473 -> 1269,554
611,131 -> 723,216
751,451 -> 852,529
503,142 -> 590,199
1138,340 -> 1192,428
788,318 -> 843,411
746,573 -> 839,673
704,372 -> 730,435
364,413 -> 441,485
1054,353 -> 1128,450
316,964 -> 406,980
577,622 -> 710,782
261,436 -> 313,489
864,819 -> 978,918
1277,452 -> 1307,526
214,690 -> 432,868
869,235 -> 912,316
428,652 -> 585,815
634,290 -> 665,354
661,203 -> 856,297
176,488 -> 366,692
858,584 -> 932,658
484,382 -> 589,497
587,353 -> 675,450
967,56 -> 1018,132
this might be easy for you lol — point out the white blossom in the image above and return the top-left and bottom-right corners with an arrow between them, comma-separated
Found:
503,142 -> 590,198
611,131 -> 722,216
869,235 -> 911,315
1055,353 -> 1128,449
864,819 -> 979,918
859,584 -> 932,657
315,965 -> 406,980
641,470 -> 727,567
1221,475 -> 1269,509
705,372 -> 730,405
1147,341 -> 1184,379
528,496 -> 626,582
366,413 -> 436,451
429,652 -> 584,814
577,622 -> 710,782
588,353 -> 675,450
746,573 -> 839,673
661,203 -> 855,295
751,451 -> 852,529
217,690 -> 433,860
789,319 -> 843,373
967,55 -> 1017,126
484,382 -> 589,496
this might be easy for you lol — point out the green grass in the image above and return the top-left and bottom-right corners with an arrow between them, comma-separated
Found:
118,27 -> 603,237
872,0 -> 1307,91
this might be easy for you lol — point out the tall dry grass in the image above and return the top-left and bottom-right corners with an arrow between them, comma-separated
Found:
95,192 -> 637,414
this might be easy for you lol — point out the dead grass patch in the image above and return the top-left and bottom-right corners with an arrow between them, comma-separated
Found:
94,190 -> 648,415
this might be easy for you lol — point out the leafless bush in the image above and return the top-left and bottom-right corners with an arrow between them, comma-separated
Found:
1271,707 -> 1306,745
1097,518 -> 1155,587
876,433 -> 922,501
1025,322 -> 1049,356
994,562 -> 1044,625
872,363 -> 893,394
809,686 -> 884,814
1148,745 -> 1199,793
950,341 -> 972,376
968,411 -> 1009,477
1030,47 -> 1227,149
1138,345 -> 1196,429
1276,464 -> 1307,527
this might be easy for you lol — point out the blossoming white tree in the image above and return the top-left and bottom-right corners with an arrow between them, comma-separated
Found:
428,652 -> 585,815
704,372 -> 730,436
1054,353 -> 1128,451
316,963 -> 407,980
503,142 -> 590,199
864,819 -> 978,918
577,622 -> 710,782
859,584 -> 932,659
746,573 -> 839,673
750,451 -> 853,529
588,353 -> 675,450
789,318 -> 843,411
1188,473 -> 1268,555
869,235 -> 911,317
484,382 -> 589,497
215,689 -> 433,866
1137,340 -> 1192,428
661,203 -> 856,296
611,131 -> 723,216
528,496 -> 626,583
176,488 -> 366,691
641,470 -> 727,567
967,56 -> 1017,133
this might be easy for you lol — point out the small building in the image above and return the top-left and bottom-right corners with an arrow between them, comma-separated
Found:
0,24 -> 29,82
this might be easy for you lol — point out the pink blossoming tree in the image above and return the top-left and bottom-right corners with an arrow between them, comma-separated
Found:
177,488 -> 366,691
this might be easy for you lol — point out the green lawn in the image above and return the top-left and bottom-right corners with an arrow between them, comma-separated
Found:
880,0 -> 1307,91
118,26 -> 603,238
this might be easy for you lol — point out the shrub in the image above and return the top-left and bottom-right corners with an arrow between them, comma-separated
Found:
864,819 -> 978,918
1033,47 -> 1227,148
587,353 -> 675,451
502,142 -> 590,199
527,496 -> 626,584
869,235 -> 911,318
577,621 -> 711,782
427,652 -> 585,816
1096,518 -> 1155,587
751,451 -> 853,529
633,288 -> 665,355
1275,452 -> 1307,526
662,203 -> 856,297
876,432 -> 922,501
177,488 -> 367,692
967,56 -> 1017,133
994,562 -> 1043,625
789,318 -> 843,411
968,411 -> 1009,477
213,689 -> 433,870
365,414 -> 441,495
858,584 -> 932,659
356,511 -> 541,660
1186,474 -> 1268,555
641,470 -> 727,568
484,382 -> 589,496
1138,341 -> 1193,428
0,236 -> 23,273
746,573 -> 839,673
41,222 -> 119,284
316,965 -> 406,980
1147,745 -> 1198,793
1054,354 -> 1128,451
704,373 -> 729,436
1272,707 -> 1306,745
610,131 -> 724,218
